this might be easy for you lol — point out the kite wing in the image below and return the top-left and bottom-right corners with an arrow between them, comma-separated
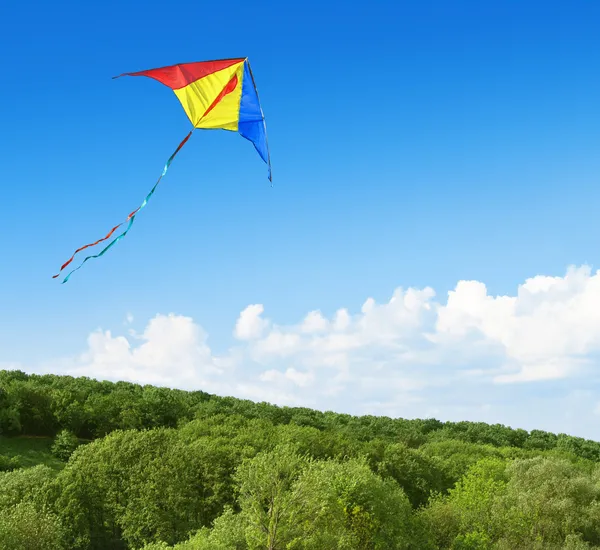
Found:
114,57 -> 271,179
54,57 -> 271,284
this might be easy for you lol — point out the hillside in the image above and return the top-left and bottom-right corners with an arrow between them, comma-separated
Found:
0,369 -> 599,549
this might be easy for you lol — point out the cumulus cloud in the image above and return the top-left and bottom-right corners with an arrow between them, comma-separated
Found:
62,313 -> 233,392
17,264 -> 600,440
434,265 -> 600,383
234,304 -> 269,340
301,311 -> 329,334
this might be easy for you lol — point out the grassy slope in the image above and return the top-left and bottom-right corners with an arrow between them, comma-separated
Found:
0,436 -> 64,470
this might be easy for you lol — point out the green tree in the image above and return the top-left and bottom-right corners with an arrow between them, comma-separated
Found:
51,429 -> 81,461
0,465 -> 57,512
375,442 -> 447,508
0,385 -> 21,434
418,457 -> 509,548
55,426 -> 253,549
51,388 -> 88,436
419,440 -> 509,489
172,507 -> 247,549
499,457 -> 600,547
302,457 -> 416,549
233,444 -> 313,549
451,531 -> 492,550
11,381 -> 56,436
0,501 -> 67,550
0,455 -> 20,472
229,446 -> 417,549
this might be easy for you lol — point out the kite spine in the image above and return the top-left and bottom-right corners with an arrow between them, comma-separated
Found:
54,130 -> 193,284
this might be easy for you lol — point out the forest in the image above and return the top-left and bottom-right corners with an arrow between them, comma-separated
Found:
1,369 -> 600,549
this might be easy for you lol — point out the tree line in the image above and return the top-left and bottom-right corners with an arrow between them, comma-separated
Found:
1,369 -> 600,548
1,370 -> 597,459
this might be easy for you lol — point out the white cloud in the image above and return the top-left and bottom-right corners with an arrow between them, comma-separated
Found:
260,367 -> 315,388
65,313 -> 230,391
234,304 -> 269,340
301,311 -> 329,334
15,264 -> 600,440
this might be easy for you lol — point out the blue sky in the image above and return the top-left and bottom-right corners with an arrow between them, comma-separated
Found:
2,0 -> 600,437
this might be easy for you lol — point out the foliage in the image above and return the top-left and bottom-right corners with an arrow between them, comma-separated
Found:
0,454 -> 20,472
0,501 -> 68,550
374,441 -> 448,508
1,370 -> 600,549
2,369 -> 600,466
0,436 -> 64,469
419,455 -> 600,549
51,429 -> 81,461
0,464 -> 57,511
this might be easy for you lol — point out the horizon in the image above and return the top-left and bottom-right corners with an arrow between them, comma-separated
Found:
4,366 -> 600,445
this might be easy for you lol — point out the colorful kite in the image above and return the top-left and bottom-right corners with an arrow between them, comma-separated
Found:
53,57 -> 271,283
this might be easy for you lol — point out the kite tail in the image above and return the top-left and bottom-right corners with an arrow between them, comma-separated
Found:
54,130 -> 193,284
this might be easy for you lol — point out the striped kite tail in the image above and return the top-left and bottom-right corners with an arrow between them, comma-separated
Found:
53,130 -> 193,284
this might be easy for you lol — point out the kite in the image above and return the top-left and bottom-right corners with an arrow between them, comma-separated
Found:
53,57 -> 271,283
